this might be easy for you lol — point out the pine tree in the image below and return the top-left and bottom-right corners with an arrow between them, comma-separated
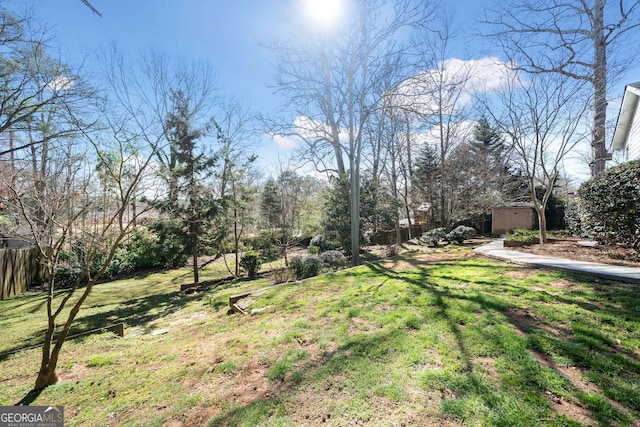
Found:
164,90 -> 221,284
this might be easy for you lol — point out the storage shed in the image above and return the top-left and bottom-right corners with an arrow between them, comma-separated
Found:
491,204 -> 535,235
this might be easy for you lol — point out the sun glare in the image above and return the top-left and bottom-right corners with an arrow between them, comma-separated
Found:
303,0 -> 344,30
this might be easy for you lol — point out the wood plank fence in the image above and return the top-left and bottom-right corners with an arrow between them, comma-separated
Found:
0,248 -> 42,300
368,224 -> 429,246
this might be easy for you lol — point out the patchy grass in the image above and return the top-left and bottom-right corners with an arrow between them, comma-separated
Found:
0,244 -> 639,426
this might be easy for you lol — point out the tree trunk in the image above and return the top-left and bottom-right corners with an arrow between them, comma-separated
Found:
193,247 -> 199,284
590,0 -> 607,176
234,208 -> 239,277
35,281 -> 94,390
350,167 -> 360,266
535,204 -> 547,245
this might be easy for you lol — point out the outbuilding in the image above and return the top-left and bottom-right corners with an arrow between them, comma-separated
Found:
491,203 -> 535,235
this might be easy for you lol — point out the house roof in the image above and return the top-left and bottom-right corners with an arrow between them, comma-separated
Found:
611,82 -> 640,151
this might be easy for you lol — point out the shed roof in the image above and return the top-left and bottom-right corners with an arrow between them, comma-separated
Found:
612,82 -> 640,151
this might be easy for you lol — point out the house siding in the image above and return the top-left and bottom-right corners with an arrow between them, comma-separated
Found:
628,104 -> 640,161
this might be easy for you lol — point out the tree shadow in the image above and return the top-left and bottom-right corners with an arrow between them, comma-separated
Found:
253,257 -> 640,425
0,289 -> 204,362
15,388 -> 43,405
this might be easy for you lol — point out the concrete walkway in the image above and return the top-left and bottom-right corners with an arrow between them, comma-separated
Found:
473,239 -> 640,284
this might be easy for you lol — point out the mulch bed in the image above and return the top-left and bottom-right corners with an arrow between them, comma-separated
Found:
510,238 -> 640,268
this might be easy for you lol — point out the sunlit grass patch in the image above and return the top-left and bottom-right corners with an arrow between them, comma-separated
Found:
1,246 -> 639,425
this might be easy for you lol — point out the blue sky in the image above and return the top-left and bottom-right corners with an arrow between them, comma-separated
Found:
30,0 -> 490,112
22,0 -> 640,181
33,1 -> 288,113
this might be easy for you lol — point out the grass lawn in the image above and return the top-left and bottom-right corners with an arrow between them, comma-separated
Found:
1,244 -> 639,426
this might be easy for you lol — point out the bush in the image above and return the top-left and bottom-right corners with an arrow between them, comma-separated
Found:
319,250 -> 348,269
564,200 -> 584,237
505,228 -> 539,242
310,234 -> 335,252
308,245 -> 320,255
445,225 -> 476,244
579,160 -> 640,250
105,229 -> 168,277
148,221 -> 190,268
240,251 -> 261,278
290,254 -> 323,279
419,228 -> 446,247
272,267 -> 295,285
248,230 -> 277,254
54,242 -> 104,287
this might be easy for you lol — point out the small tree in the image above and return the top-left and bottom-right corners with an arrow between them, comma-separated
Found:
3,133 -> 156,390
240,251 -> 261,279
483,71 -> 588,244
321,175 -> 363,256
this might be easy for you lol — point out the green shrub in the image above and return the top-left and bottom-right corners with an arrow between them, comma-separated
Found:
240,251 -> 261,278
54,242 -> 104,287
310,234 -> 334,252
290,254 -> 323,279
105,229 -> 164,277
319,250 -> 348,269
148,220 -> 190,268
307,245 -> 320,255
579,160 -> 640,250
420,228 -> 446,246
505,228 -> 539,242
445,226 -> 476,244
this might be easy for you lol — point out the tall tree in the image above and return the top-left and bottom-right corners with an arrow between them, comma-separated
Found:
270,0 -> 436,264
260,177 -> 283,230
163,90 -> 219,284
386,14 -> 480,230
483,0 -> 640,175
101,48 -> 219,203
0,8 -> 95,156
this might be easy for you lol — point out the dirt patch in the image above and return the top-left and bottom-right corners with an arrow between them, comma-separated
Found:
503,308 -> 639,425
511,239 -> 640,267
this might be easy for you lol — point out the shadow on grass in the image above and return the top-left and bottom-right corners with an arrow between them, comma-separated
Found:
379,258 -> 640,423
208,398 -> 284,426
15,388 -> 43,406
216,255 -> 640,426
0,289 -> 203,362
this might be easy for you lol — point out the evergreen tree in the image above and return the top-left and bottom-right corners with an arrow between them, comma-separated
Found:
163,90 -> 221,284
360,174 -> 399,233
260,178 -> 283,230
413,144 -> 440,226
322,175 -> 359,255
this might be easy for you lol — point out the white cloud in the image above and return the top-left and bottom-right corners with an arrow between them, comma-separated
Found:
386,57 -> 517,116
268,115 -> 337,151
410,119 -> 477,148
46,75 -> 74,92
270,133 -> 299,150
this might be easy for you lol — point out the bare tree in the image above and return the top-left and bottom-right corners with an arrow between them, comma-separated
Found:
483,72 -> 588,243
390,17 -> 476,230
2,118 -> 156,389
269,0 -> 436,264
483,0 -> 640,175
0,8 -> 96,157
101,48 -> 219,208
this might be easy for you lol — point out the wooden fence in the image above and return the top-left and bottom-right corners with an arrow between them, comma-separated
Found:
0,248 -> 41,300
368,224 -> 429,246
